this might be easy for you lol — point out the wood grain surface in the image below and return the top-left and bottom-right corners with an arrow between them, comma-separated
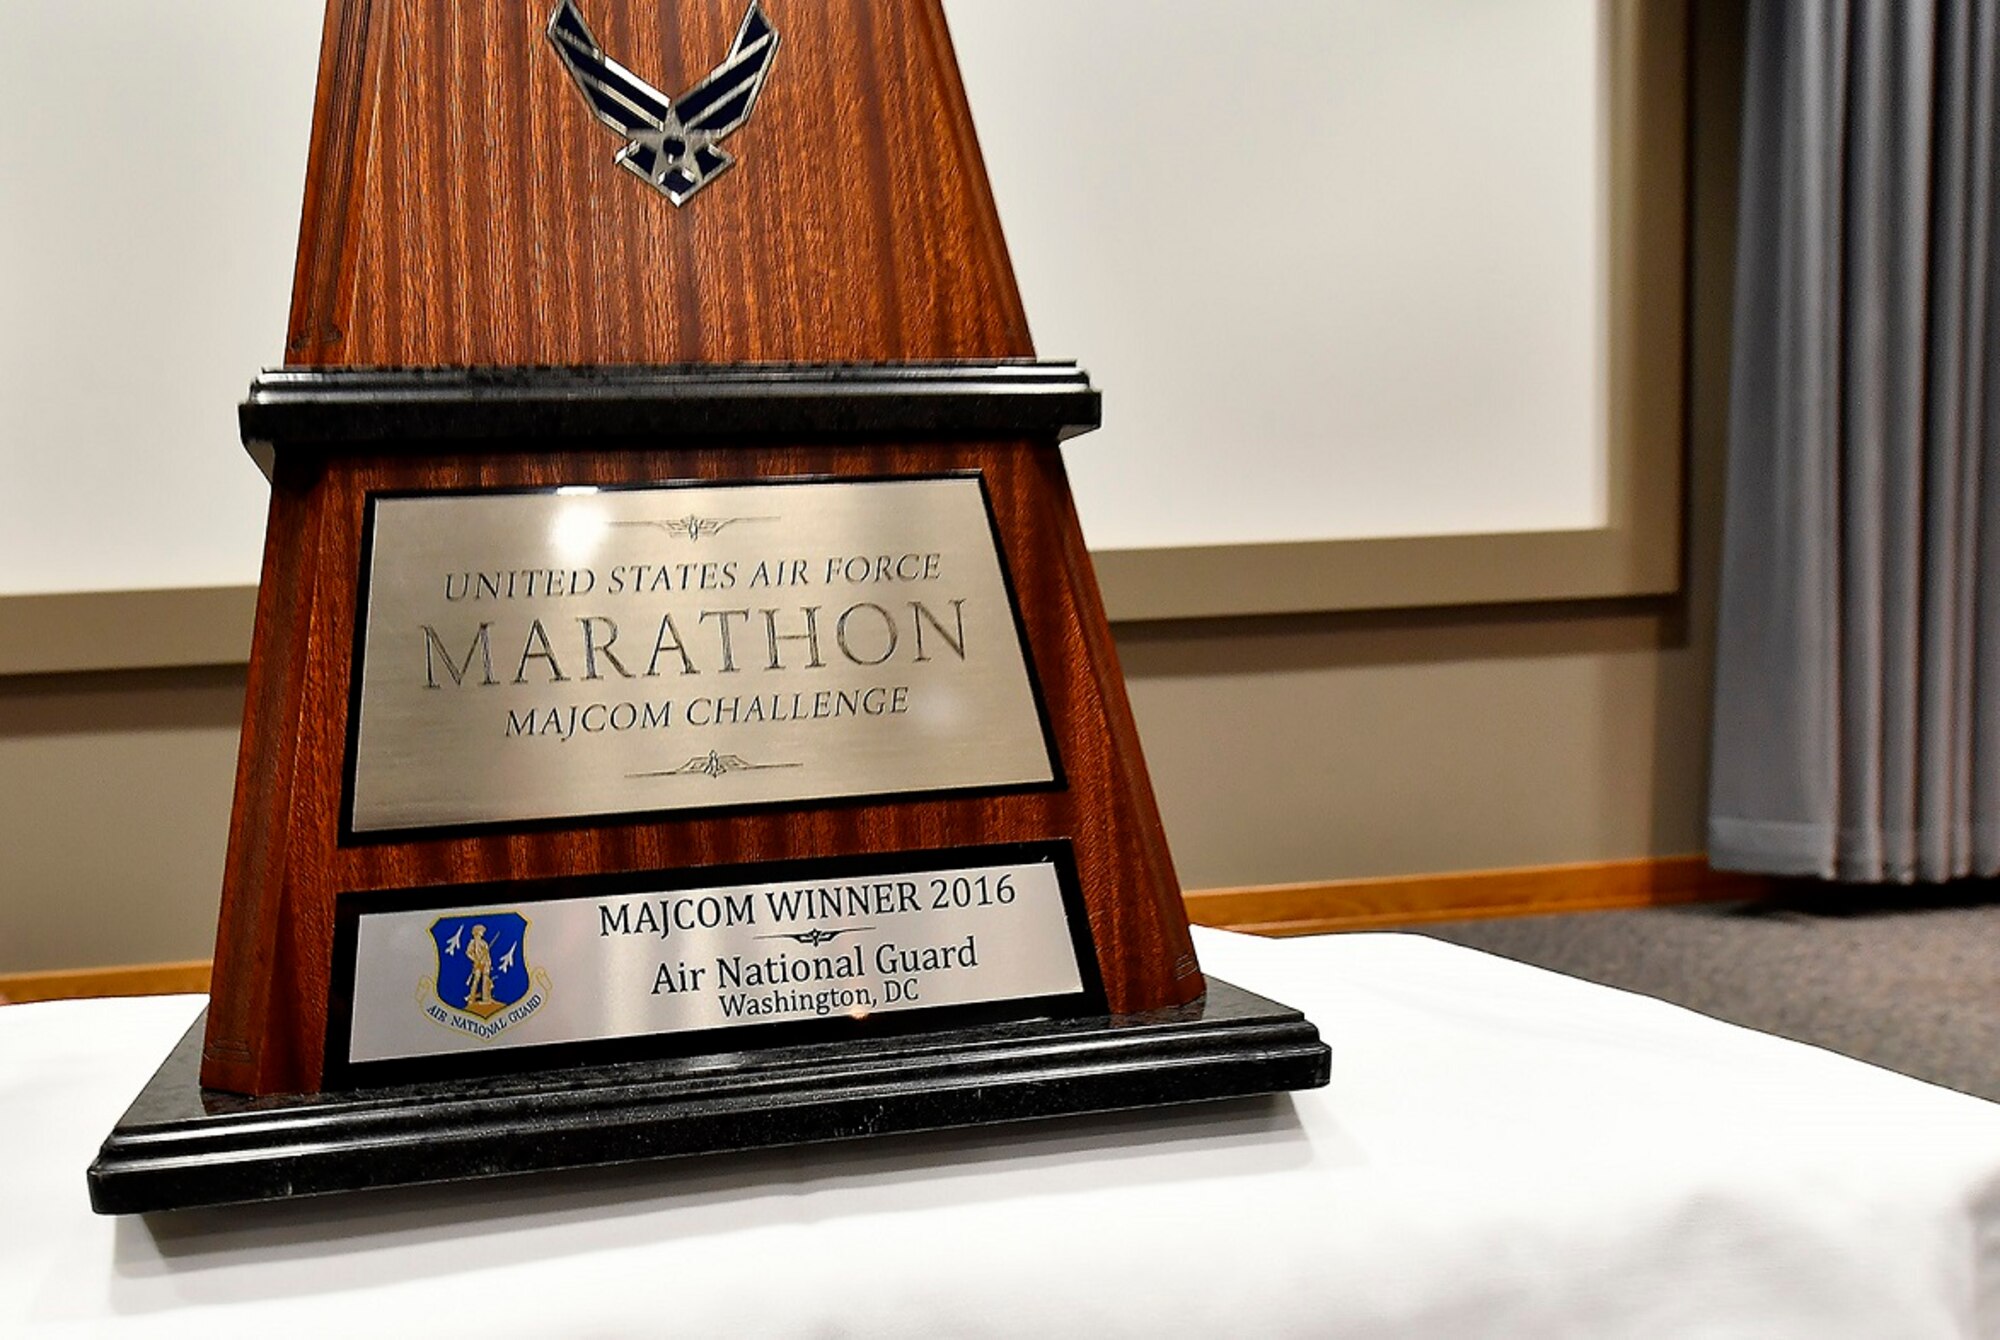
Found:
207,0 -> 1199,1094
285,0 -> 1032,366
203,442 -> 1201,1093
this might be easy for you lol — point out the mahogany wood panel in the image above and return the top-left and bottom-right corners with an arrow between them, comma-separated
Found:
212,0 -> 1200,1095
286,0 -> 1032,366
203,444 -> 1201,1094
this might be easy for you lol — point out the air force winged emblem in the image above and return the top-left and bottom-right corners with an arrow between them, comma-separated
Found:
546,0 -> 780,206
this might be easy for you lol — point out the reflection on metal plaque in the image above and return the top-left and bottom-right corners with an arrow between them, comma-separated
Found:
339,849 -> 1092,1068
347,477 -> 1056,835
546,0 -> 779,206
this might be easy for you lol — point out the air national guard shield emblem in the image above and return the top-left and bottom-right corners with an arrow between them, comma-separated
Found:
422,912 -> 551,1041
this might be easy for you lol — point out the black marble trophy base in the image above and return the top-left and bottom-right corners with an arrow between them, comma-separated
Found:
88,977 -> 1328,1215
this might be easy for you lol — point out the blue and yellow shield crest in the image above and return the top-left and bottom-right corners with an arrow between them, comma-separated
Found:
429,912 -> 532,1021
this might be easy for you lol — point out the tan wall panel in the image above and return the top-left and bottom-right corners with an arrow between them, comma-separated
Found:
0,668 -> 241,971
1121,599 -> 1708,891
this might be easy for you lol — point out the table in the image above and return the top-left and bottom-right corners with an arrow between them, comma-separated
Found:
7,928 -> 2000,1337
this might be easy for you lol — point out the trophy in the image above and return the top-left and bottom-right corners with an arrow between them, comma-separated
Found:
88,0 -> 1327,1214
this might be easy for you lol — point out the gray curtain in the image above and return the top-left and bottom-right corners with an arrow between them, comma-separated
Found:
1710,0 -> 2000,882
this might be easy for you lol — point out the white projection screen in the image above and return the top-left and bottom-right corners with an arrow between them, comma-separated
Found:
0,0 -> 1684,670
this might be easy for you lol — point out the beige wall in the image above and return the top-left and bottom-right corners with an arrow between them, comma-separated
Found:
0,2 -> 1744,973
0,667 -> 244,970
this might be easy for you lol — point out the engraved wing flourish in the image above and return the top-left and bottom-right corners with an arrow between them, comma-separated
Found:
687,751 -> 751,779
546,0 -> 780,206
628,751 -> 803,780
609,514 -> 776,541
757,928 -> 871,946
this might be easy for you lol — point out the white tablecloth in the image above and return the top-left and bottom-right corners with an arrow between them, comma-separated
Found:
6,927 -> 2000,1338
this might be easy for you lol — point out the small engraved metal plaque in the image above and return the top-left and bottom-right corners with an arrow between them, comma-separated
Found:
336,847 -> 1094,1072
348,477 -> 1056,835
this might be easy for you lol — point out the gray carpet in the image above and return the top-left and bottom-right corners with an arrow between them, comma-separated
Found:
1419,885 -> 2000,1103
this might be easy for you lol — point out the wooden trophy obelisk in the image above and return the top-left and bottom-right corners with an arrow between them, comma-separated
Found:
88,0 -> 1326,1214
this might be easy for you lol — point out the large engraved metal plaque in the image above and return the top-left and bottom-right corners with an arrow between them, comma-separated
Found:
347,477 -> 1057,835
330,844 -> 1098,1079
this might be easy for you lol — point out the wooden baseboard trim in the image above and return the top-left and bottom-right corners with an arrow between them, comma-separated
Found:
0,959 -> 211,1005
1185,856 -> 1769,936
